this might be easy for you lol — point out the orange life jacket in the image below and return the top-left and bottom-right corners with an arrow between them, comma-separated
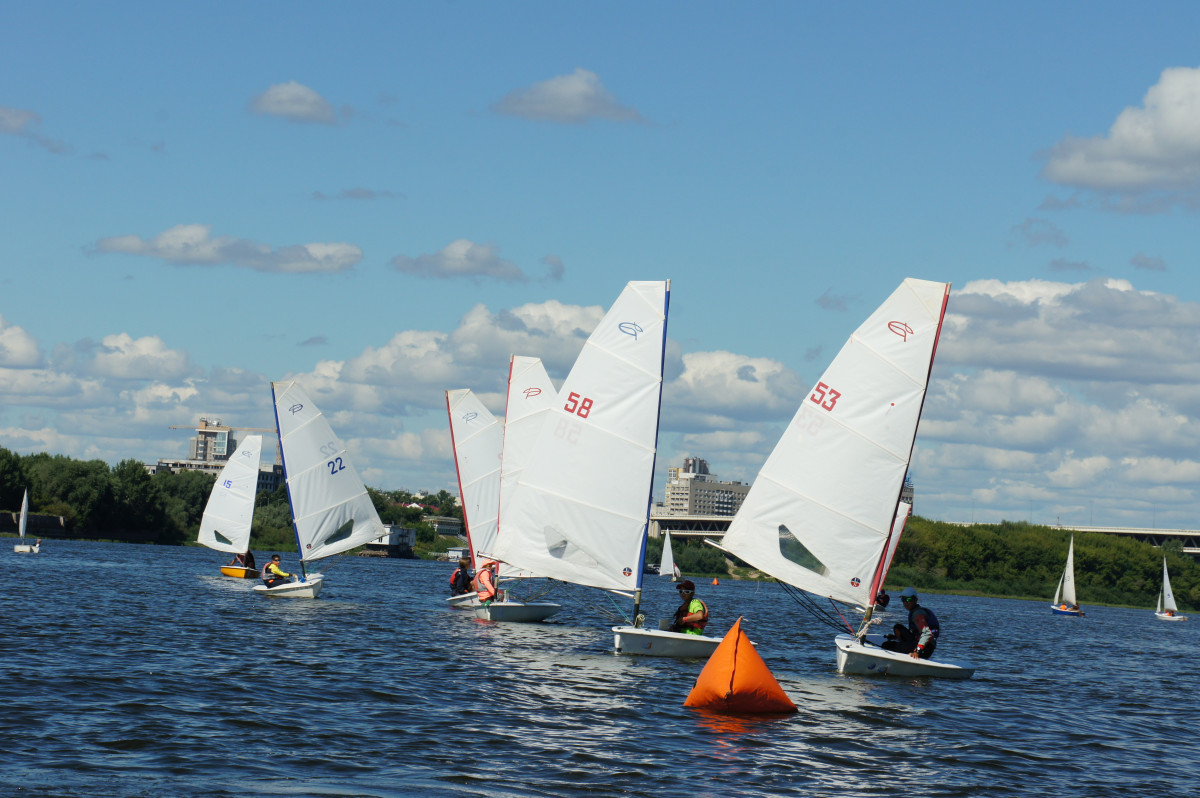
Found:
473,568 -> 497,601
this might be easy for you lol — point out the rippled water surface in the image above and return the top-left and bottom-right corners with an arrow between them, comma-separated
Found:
2,541 -> 1196,797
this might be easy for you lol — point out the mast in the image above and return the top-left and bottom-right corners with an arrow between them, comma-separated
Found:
271,381 -> 308,580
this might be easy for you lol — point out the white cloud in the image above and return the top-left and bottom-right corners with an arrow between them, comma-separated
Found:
391,239 -> 528,282
86,333 -> 198,381
1041,66 -> 1200,196
491,68 -> 645,124
94,224 -> 362,273
0,104 -> 71,154
251,81 -> 338,124
0,316 -> 43,367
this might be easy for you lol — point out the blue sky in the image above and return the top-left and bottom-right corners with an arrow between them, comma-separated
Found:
5,2 -> 1200,528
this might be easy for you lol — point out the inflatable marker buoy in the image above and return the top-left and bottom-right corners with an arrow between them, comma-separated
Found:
712,577 -> 719,586
684,617 -> 796,714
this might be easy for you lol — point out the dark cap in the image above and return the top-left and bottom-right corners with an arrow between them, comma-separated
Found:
677,579 -> 696,592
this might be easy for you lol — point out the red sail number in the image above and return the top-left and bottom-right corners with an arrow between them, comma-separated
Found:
809,382 -> 841,411
564,392 -> 594,418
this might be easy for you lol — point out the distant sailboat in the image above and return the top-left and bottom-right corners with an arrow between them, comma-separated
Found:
253,380 -> 387,598
716,279 -> 974,678
13,490 -> 37,554
1051,536 -> 1084,616
1155,557 -> 1186,621
197,435 -> 263,578
660,531 -> 680,581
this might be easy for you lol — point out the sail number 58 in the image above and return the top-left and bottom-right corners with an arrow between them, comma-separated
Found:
564,392 -> 594,418
809,382 -> 841,411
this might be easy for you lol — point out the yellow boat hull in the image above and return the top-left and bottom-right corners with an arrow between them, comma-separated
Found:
220,566 -> 259,579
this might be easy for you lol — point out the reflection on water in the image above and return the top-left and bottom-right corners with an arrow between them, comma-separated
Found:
1,540 -> 1198,797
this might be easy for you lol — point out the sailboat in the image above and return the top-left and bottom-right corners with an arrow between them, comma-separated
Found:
659,531 -> 680,581
1155,557 -> 1186,621
715,278 -> 974,679
253,380 -> 388,598
197,434 -> 263,578
1050,536 -> 1084,616
489,280 -> 723,657
12,490 -> 37,554
445,388 -> 502,609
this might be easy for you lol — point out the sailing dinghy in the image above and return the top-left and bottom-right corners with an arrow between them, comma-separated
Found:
253,380 -> 387,599
715,279 -> 974,678
197,434 -> 263,578
1155,557 -> 1186,621
12,490 -> 37,554
445,388 -> 502,610
1050,536 -> 1084,616
659,531 -> 680,581
488,281 -> 723,656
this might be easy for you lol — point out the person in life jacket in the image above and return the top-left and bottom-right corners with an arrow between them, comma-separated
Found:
449,557 -> 474,596
669,580 -> 708,635
881,587 -> 940,659
261,554 -> 293,588
473,560 -> 499,605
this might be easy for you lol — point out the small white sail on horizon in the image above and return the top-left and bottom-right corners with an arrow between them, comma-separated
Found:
1051,537 -> 1082,615
13,489 -> 37,554
1156,557 -> 1186,621
197,434 -> 263,555
659,531 -> 680,580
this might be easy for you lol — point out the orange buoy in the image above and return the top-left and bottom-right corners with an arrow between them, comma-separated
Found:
684,617 -> 796,714
712,577 -> 719,586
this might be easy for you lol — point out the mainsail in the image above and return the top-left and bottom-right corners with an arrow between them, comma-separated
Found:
492,281 -> 670,593
719,279 -> 950,608
446,389 -> 502,570
1159,557 -> 1178,614
272,380 -> 387,563
1053,537 -> 1078,607
197,435 -> 263,554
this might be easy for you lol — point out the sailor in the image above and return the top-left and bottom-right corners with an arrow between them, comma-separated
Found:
473,560 -> 499,605
669,579 -> 709,635
882,586 -> 940,659
449,557 -> 474,596
261,554 -> 292,588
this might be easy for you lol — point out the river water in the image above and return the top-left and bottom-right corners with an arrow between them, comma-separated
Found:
1,540 -> 1194,797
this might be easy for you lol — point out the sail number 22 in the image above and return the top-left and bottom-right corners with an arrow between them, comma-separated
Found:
564,392 -> 594,418
809,382 -> 841,411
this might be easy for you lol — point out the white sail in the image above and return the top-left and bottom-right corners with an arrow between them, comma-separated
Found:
719,279 -> 950,608
492,281 -> 670,593
272,380 -> 387,562
446,389 -> 502,569
1161,557 -> 1178,613
659,531 -> 679,579
1057,537 -> 1077,607
18,489 -> 28,543
197,435 -> 263,554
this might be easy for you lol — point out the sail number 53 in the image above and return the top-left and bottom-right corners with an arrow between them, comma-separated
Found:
809,382 -> 841,411
564,392 -> 594,418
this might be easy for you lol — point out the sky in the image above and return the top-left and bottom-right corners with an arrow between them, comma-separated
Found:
5,2 -> 1200,529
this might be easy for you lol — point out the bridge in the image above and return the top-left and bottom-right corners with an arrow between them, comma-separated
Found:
650,513 -> 1200,555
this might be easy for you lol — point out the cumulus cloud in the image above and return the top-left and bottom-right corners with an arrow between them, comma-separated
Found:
94,224 -> 362,273
0,105 -> 71,154
82,333 -> 198,381
0,316 -> 43,367
251,81 -> 339,124
491,68 -> 646,124
391,239 -> 528,282
1041,66 -> 1200,201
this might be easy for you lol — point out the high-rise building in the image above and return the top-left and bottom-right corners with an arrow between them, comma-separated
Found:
661,457 -> 750,517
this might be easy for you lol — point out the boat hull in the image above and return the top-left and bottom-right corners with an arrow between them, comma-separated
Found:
612,626 -> 723,658
834,634 -> 975,679
13,544 -> 38,554
446,592 -> 479,609
473,601 -> 561,622
220,566 -> 259,579
1155,612 -> 1187,622
252,576 -> 324,599
1050,605 -> 1084,616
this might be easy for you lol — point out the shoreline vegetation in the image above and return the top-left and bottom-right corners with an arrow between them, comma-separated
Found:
3,447 -> 1195,610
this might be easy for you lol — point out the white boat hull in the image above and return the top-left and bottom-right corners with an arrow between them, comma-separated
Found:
473,601 -> 562,622
1155,611 -> 1187,622
612,626 -> 723,658
447,592 -> 479,609
13,544 -> 39,554
252,576 -> 324,599
834,634 -> 975,679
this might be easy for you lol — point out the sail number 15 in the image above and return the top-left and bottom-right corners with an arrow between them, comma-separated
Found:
809,382 -> 841,411
564,392 -> 594,418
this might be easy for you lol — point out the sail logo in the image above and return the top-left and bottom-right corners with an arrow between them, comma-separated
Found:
289,403 -> 304,415
618,322 -> 643,339
888,321 -> 914,341
523,387 -> 542,399
622,567 -> 632,577
850,577 -> 861,587
463,412 -> 478,423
